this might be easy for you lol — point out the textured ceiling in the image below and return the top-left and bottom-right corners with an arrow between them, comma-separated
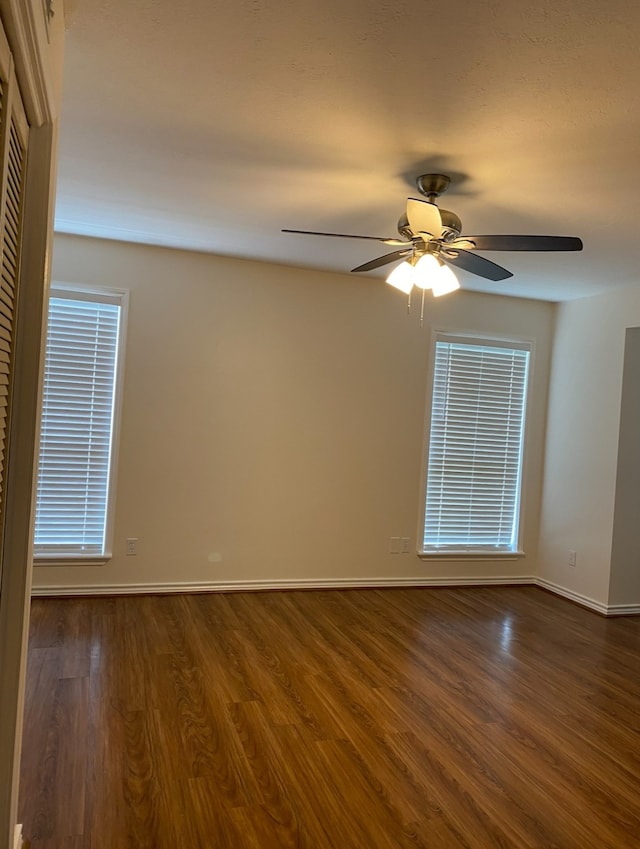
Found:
55,0 -> 640,301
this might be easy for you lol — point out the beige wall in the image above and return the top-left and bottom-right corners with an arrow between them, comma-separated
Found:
32,234 -> 556,592
538,285 -> 640,610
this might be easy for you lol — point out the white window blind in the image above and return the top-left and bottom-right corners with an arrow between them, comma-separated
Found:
34,289 -> 125,558
423,336 -> 530,553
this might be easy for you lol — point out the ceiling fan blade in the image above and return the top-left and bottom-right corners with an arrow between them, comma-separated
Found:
461,235 -> 583,252
406,199 -> 442,239
351,249 -> 413,273
282,229 -> 410,246
441,247 -> 513,281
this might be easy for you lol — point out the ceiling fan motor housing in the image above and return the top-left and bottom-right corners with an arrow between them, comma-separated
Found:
439,208 -> 462,240
397,214 -> 413,241
397,208 -> 461,242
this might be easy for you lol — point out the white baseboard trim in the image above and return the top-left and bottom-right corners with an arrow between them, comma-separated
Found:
602,602 -> 640,616
14,824 -> 23,849
534,578 -> 611,615
30,575 -> 640,616
31,574 -> 536,597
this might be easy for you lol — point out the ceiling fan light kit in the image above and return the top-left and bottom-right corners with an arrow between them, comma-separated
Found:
387,253 -> 462,324
431,263 -> 461,298
283,172 -> 583,318
386,260 -> 415,295
412,254 -> 441,289
391,253 -> 461,295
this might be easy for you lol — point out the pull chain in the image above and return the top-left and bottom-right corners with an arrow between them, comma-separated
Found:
420,287 -> 425,327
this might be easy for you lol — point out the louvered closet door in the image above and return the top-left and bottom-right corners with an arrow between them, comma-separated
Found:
0,25 -> 29,569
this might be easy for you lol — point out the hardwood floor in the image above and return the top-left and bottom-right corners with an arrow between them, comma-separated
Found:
18,587 -> 640,848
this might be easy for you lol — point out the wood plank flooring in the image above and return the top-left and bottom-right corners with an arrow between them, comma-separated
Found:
18,586 -> 640,848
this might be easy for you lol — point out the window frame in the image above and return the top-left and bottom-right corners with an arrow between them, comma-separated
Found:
33,283 -> 128,565
418,329 -> 533,559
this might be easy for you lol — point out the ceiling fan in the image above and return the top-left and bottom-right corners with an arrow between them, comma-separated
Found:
283,173 -> 583,302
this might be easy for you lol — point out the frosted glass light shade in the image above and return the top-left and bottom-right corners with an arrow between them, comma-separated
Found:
432,263 -> 460,297
386,261 -> 415,294
386,254 -> 460,299
413,253 -> 441,289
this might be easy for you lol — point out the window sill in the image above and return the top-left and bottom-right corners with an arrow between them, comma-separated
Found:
33,555 -> 111,567
419,550 -> 525,561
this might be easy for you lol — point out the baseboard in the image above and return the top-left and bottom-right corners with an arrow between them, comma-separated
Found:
14,824 -> 23,849
29,575 -> 640,616
603,602 -> 640,616
31,574 -> 536,597
534,578 -> 612,615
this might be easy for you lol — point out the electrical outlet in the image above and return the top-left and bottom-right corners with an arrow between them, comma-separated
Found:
568,549 -> 577,567
401,537 -> 411,554
389,537 -> 401,554
126,538 -> 138,556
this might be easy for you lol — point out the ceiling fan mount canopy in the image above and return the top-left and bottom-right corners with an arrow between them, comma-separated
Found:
282,171 -> 583,286
415,173 -> 451,201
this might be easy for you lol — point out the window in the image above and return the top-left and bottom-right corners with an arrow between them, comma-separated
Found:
34,287 -> 127,562
421,334 -> 530,555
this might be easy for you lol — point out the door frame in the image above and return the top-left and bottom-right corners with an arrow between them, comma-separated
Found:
0,2 -> 62,846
